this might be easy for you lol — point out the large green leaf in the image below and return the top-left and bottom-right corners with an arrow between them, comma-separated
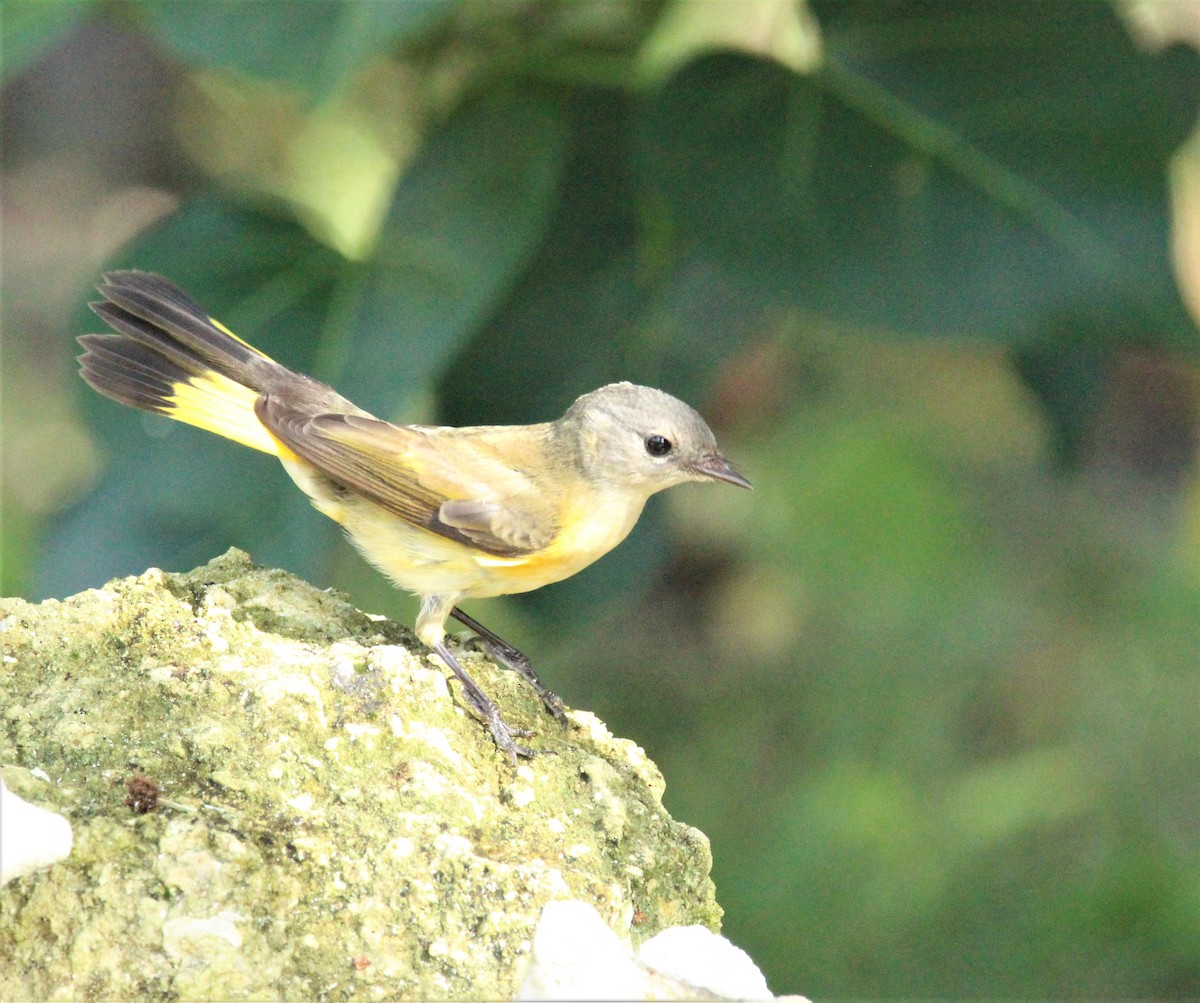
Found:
633,2 -> 1199,463
438,87 -> 650,426
338,87 -> 568,417
639,3 -> 1200,344
449,3 -> 1200,426
140,0 -> 458,98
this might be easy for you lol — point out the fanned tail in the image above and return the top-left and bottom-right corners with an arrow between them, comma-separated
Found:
78,271 -> 285,455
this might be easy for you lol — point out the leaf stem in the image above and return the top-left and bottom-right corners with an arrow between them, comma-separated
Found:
819,55 -> 1122,278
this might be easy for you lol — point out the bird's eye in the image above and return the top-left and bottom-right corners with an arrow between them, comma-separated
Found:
644,434 -> 673,457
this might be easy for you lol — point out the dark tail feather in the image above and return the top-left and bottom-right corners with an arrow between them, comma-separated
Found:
78,332 -> 199,414
92,270 -> 275,389
77,271 -> 286,455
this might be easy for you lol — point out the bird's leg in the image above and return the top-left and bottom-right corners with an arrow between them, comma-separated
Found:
431,640 -> 536,764
450,606 -> 567,722
418,593 -> 540,762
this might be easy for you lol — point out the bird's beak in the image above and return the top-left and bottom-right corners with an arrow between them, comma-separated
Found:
693,454 -> 753,490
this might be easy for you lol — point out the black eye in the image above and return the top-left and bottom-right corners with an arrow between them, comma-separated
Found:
644,434 -> 672,457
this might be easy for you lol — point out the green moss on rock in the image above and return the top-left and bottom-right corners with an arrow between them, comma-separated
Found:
0,549 -> 721,1001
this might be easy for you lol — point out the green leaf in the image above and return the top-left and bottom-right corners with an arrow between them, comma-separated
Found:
438,87 -> 654,428
336,87 -> 568,417
640,31 -> 1197,343
632,1 -> 1200,461
141,0 -> 458,98
1,0 -> 95,82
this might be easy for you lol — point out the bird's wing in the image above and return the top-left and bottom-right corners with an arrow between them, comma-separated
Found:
256,402 -> 557,557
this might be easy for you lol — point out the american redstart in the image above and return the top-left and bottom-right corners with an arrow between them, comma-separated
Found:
78,271 -> 751,760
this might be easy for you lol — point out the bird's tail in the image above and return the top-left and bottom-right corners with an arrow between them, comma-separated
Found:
78,271 -> 286,455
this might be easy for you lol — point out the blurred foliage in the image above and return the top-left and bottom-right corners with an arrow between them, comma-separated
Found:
5,0 -> 1200,997
0,0 -> 97,82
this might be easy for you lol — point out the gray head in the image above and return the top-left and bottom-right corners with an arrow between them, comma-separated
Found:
558,382 -> 751,493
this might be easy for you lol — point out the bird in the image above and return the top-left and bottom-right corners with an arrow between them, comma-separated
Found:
77,270 -> 752,761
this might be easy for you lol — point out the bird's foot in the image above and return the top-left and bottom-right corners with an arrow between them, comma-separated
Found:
450,607 -> 567,723
433,640 -> 544,763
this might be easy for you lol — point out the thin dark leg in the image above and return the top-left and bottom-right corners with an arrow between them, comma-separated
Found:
432,640 -> 536,764
449,607 -> 566,722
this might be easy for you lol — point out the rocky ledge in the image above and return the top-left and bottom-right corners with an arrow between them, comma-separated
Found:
0,550 -> 731,1001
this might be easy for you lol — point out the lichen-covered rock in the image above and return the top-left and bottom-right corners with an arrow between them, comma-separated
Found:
0,549 -> 721,1001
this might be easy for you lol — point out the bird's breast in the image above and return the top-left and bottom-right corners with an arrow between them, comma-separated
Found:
469,484 -> 649,596
328,475 -> 650,602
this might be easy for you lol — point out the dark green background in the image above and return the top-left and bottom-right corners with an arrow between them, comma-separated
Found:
4,1 -> 1200,996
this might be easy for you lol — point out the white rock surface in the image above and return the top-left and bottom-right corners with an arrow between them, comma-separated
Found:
517,899 -> 786,1001
638,923 -> 772,1000
517,899 -> 647,1000
0,774 -> 73,886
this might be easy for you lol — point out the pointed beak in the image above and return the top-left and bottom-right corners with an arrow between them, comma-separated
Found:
693,454 -> 753,490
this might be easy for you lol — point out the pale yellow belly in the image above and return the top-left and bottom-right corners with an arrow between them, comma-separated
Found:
283,453 -> 649,600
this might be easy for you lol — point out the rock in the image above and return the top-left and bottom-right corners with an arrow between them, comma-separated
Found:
518,900 -> 786,1001
638,923 -> 772,999
517,899 -> 648,1000
0,770 -> 74,886
0,549 -> 721,1000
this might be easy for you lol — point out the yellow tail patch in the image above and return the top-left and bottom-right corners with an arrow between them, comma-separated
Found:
166,372 -> 282,456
